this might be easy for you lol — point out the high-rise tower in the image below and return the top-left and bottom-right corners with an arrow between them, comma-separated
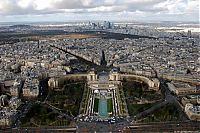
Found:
37,40 -> 40,48
187,30 -> 192,38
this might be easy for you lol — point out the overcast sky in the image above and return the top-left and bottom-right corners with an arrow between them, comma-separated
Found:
0,0 -> 199,22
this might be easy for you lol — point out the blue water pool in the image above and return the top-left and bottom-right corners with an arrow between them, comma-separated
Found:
98,99 -> 108,117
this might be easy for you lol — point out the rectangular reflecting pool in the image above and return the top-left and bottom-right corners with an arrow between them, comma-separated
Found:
98,99 -> 108,118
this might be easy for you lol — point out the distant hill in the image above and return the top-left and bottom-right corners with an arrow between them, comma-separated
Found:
9,24 -> 32,28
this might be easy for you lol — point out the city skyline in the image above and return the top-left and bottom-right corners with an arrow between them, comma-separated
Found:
0,0 -> 199,22
0,0 -> 200,132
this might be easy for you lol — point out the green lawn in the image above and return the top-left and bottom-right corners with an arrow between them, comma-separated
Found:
107,98 -> 113,113
123,81 -> 162,101
48,81 -> 85,116
94,98 -> 99,113
127,103 -> 155,116
141,104 -> 181,122
20,104 -> 70,127
123,80 -> 162,117
123,81 -> 146,98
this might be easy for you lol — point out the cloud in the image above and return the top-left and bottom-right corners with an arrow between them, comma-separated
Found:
0,0 -> 198,22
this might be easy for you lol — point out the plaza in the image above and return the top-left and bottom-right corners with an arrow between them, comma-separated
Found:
81,70 -> 128,122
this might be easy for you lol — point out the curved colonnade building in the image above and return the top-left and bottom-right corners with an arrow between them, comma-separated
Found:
48,70 -> 160,121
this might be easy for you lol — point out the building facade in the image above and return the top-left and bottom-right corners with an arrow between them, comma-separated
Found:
22,78 -> 39,97
185,103 -> 200,121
